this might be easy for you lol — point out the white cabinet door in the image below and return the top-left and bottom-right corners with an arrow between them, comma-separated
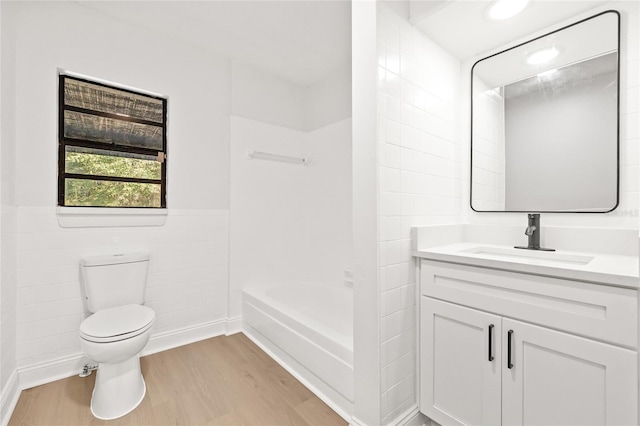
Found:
502,318 -> 638,426
421,297 -> 502,426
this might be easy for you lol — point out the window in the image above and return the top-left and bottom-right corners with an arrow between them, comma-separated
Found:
58,75 -> 167,208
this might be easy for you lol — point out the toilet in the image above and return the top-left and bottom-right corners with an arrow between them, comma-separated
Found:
79,252 -> 156,420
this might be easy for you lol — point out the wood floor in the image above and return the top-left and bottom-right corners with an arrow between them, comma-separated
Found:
9,333 -> 347,426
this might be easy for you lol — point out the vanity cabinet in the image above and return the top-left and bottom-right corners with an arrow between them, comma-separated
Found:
419,260 -> 638,426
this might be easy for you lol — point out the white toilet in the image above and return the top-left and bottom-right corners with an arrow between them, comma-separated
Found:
79,252 -> 156,420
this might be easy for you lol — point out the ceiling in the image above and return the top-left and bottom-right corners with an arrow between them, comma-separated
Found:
75,1 -> 352,87
410,0 -> 610,61
75,1 -> 612,85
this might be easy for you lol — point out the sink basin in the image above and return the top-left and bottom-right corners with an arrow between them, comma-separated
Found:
460,246 -> 594,265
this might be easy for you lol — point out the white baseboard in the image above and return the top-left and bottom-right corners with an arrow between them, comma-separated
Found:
142,318 -> 228,356
224,316 -> 242,335
18,353 -> 87,391
0,370 -> 20,426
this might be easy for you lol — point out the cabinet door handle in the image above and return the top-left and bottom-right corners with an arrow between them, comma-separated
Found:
507,329 -> 514,369
488,324 -> 494,361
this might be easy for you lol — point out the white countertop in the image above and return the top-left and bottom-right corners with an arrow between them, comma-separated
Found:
414,242 -> 640,288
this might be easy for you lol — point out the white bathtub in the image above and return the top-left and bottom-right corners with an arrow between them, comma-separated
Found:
242,284 -> 353,418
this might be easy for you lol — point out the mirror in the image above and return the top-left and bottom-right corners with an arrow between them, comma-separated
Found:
471,11 -> 619,212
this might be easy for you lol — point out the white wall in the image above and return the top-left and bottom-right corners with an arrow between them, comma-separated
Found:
352,1 -> 381,424
16,2 -> 230,209
465,0 -> 640,228
8,0 -> 230,379
306,62 -> 353,131
0,0 -> 18,420
232,59 -> 352,133
377,2 -> 464,424
231,61 -> 308,132
305,119 -> 353,283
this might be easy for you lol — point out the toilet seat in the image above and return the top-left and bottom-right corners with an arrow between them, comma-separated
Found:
80,304 -> 155,343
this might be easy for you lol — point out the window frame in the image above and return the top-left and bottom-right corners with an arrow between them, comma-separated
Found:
58,74 -> 168,208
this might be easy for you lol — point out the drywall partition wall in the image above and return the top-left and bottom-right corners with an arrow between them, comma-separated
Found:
232,59 -> 352,133
11,1 -> 230,377
465,0 -> 640,228
0,0 -> 18,420
352,1 -> 380,424
228,116 -> 352,319
231,61 -> 308,132
306,62 -> 353,131
377,2 -> 464,423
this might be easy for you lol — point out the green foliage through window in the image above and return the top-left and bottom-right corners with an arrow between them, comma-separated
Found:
65,149 -> 161,180
65,179 -> 161,207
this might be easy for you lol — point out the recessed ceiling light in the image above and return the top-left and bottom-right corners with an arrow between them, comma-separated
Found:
486,0 -> 529,21
526,47 -> 559,65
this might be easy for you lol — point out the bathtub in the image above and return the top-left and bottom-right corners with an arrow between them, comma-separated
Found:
242,284 -> 353,418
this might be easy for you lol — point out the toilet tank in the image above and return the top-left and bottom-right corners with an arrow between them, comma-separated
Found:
80,252 -> 150,313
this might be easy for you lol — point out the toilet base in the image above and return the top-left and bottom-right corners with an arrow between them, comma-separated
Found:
91,355 -> 146,420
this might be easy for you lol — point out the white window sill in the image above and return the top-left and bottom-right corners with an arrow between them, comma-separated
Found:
56,207 -> 168,228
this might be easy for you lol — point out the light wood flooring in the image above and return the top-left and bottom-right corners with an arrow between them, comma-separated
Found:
9,333 -> 347,426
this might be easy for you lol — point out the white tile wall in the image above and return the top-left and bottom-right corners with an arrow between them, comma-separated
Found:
377,3 -> 464,423
471,77 -> 505,211
15,207 -> 228,368
1,206 -> 17,390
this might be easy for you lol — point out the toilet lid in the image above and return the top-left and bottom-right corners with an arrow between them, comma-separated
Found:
80,304 -> 155,342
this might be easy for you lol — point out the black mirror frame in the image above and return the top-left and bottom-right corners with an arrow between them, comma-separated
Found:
469,10 -> 621,214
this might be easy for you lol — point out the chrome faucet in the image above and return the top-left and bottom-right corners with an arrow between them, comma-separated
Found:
515,213 -> 555,251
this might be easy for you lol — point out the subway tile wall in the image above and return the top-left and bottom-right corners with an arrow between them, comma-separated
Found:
377,4 -> 464,423
471,76 -> 505,211
619,1 -> 640,222
15,207 -> 228,368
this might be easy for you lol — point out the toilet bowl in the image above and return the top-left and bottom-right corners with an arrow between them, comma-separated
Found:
80,304 -> 155,420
